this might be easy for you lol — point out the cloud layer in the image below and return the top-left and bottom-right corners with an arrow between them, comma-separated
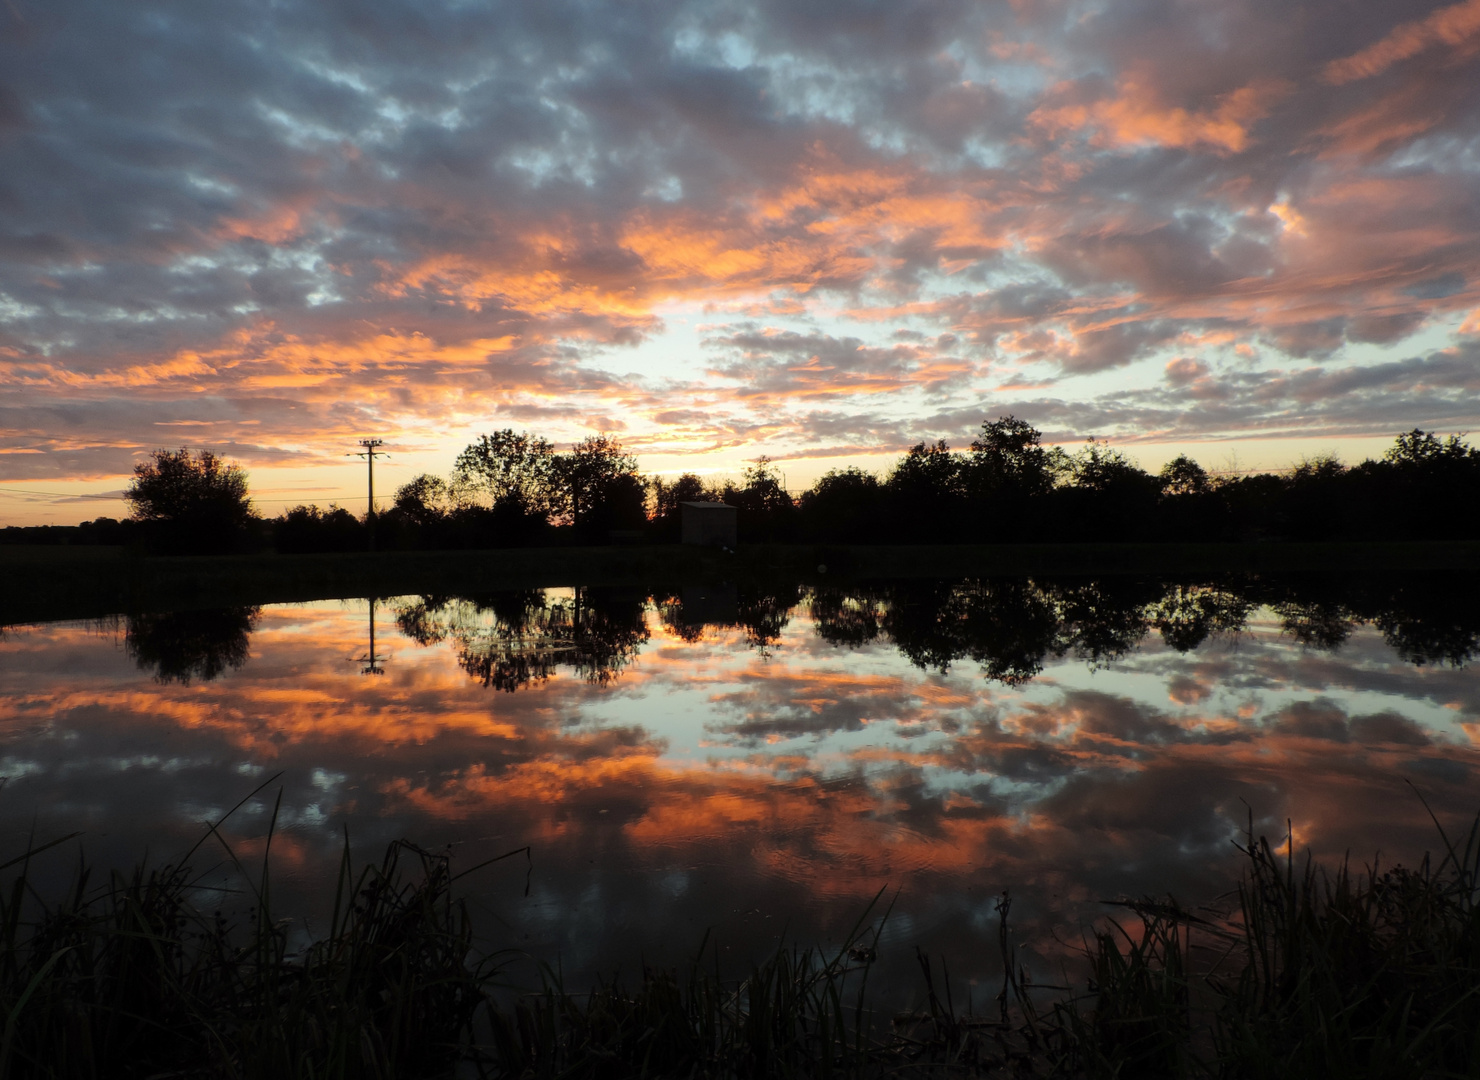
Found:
3,0 -> 1480,493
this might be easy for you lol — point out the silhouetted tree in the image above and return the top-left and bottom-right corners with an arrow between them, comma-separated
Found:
1156,455 -> 1231,540
555,435 -> 645,540
1053,441 -> 1160,541
275,504 -> 364,553
887,441 -> 964,540
724,458 -> 797,542
963,417 -> 1066,539
394,474 -> 453,527
650,473 -> 710,539
454,430 -> 559,518
651,473 -> 709,518
798,468 -> 884,543
125,448 -> 256,555
1159,455 -> 1210,496
1282,454 -> 1350,540
968,416 -> 1061,498
1385,429 -> 1477,469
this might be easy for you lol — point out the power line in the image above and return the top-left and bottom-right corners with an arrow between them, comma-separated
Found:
0,487 -> 376,506
0,487 -> 124,500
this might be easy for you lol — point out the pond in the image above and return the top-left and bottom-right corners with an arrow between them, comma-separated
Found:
2,573 -> 1478,1000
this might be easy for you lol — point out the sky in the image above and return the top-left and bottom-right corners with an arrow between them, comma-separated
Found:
3,0 -> 1480,523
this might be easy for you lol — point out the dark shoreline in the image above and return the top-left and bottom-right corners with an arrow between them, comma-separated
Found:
2,540 -> 1477,625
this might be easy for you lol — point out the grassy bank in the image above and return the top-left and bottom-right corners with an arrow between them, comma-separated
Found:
3,540 -> 1478,626
1,801 -> 1478,1078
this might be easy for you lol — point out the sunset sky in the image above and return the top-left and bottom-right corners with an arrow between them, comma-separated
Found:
3,0 -> 1480,523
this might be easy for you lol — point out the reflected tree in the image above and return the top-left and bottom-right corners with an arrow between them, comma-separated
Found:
810,586 -> 886,648
393,595 -> 454,646
393,588 -> 649,690
656,595 -> 708,643
564,589 -> 650,684
881,581 -> 972,673
736,582 -> 802,654
1376,614 -> 1480,668
125,607 -> 260,684
1050,579 -> 1158,667
960,579 -> 1063,685
394,573 -> 1478,696
1151,586 -> 1253,652
1273,600 -> 1355,650
657,585 -> 740,644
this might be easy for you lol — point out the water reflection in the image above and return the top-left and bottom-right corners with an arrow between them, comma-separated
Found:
2,573 -> 1476,998
113,577 -> 1480,693
124,606 -> 260,684
394,587 -> 649,691
357,597 -> 387,676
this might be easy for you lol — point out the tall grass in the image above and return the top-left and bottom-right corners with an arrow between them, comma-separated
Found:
1043,805 -> 1480,1079
0,788 -> 524,1079
1,799 -> 1477,1077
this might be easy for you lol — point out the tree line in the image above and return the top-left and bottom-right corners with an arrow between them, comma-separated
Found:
4,420 -> 1478,554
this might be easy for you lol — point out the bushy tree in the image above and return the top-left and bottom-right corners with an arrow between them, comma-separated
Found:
454,430 -> 558,517
125,607 -> 259,684
555,434 -> 644,537
1069,440 -> 1154,492
889,440 -> 961,498
275,504 -> 364,553
968,416 -> 1058,498
884,441 -> 964,541
736,458 -> 793,515
651,472 -> 710,522
721,457 -> 796,542
1056,439 -> 1160,540
1384,429 -> 1477,468
1159,455 -> 1211,496
798,467 -> 883,542
393,474 -> 453,527
650,472 -> 711,539
125,448 -> 256,554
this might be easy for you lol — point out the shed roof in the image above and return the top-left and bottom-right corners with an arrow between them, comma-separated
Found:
680,501 -> 736,511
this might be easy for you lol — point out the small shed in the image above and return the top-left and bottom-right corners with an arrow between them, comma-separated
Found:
680,501 -> 737,547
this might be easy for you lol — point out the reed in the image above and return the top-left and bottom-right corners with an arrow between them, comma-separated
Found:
1042,804 -> 1480,1079
0,789 -> 522,1079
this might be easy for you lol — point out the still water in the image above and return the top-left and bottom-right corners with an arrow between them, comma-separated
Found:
1,575 -> 1478,995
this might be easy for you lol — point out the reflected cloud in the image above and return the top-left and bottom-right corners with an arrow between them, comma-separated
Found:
0,575 -> 1477,985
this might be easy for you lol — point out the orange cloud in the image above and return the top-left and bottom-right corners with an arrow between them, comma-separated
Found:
1324,0 -> 1480,84
1032,77 -> 1290,155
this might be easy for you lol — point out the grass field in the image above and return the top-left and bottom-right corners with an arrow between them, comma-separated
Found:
2,540 -> 1477,626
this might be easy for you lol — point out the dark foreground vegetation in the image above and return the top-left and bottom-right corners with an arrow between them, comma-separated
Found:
1,798 -> 1478,1078
6,422 -> 1480,555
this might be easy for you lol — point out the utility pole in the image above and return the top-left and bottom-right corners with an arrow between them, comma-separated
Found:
353,439 -> 387,552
